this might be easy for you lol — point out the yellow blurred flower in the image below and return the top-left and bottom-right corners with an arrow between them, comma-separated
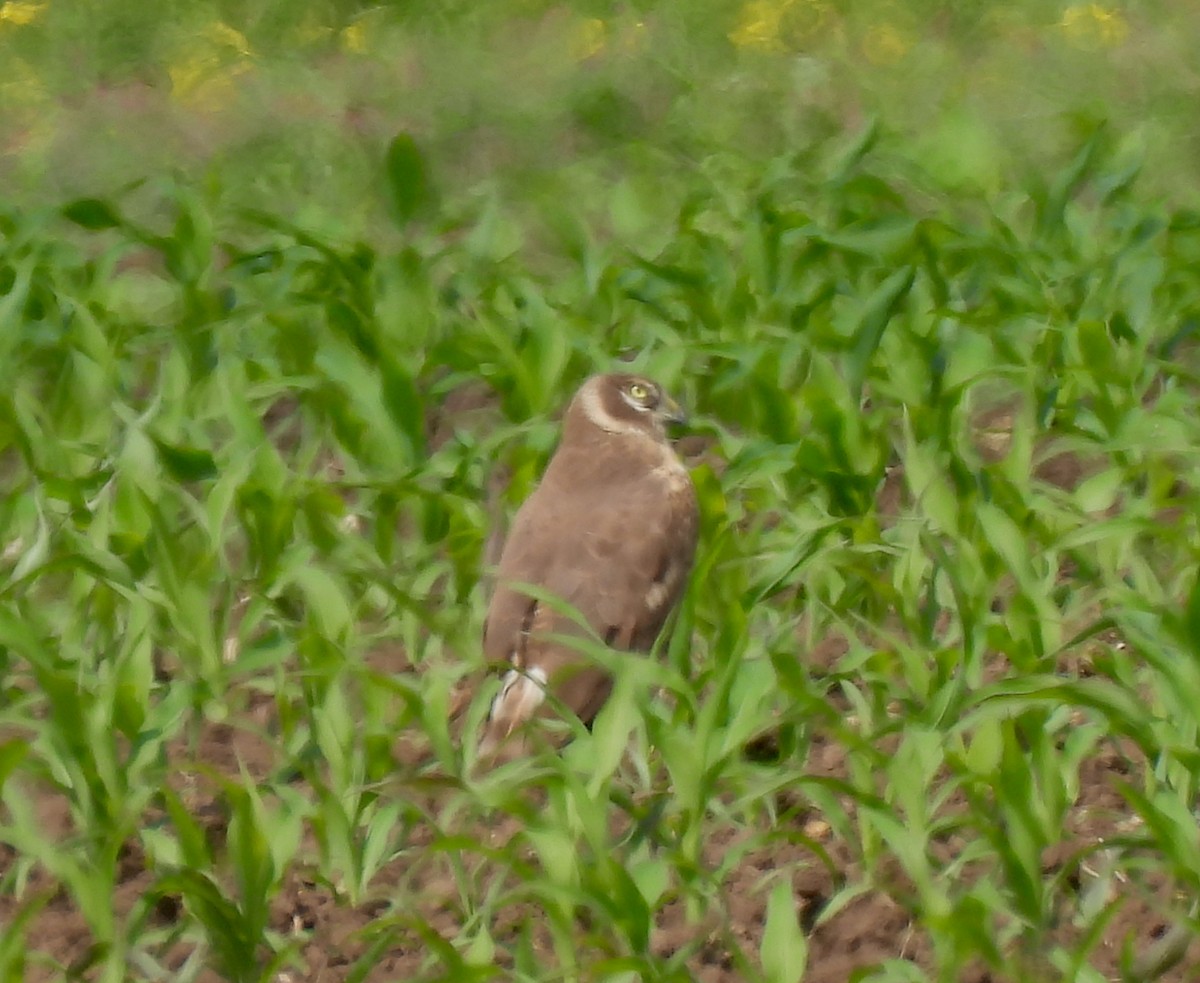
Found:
574,17 -> 607,60
208,21 -> 252,56
729,0 -> 831,51
1060,3 -> 1129,47
168,22 -> 254,112
862,22 -> 912,64
340,9 -> 389,55
341,21 -> 368,53
730,0 -> 791,50
0,0 -> 44,26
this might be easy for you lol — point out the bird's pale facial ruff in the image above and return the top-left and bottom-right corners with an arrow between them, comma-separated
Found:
477,373 -> 699,761
576,374 -> 687,441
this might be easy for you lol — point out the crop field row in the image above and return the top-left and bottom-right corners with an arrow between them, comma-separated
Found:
3,2 -> 1200,979
2,123 -> 1199,981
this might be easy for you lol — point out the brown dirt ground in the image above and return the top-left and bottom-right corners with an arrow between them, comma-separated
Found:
4,393 -> 1198,981
3,694 -> 1198,982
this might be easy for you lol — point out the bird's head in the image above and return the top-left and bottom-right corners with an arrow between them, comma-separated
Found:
570,373 -> 688,442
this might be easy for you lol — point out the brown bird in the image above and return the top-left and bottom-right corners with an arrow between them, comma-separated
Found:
477,373 -> 699,759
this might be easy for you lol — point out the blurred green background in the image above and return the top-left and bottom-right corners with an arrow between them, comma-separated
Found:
2,0 -> 1195,234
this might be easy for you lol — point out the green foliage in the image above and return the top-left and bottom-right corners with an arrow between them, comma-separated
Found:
2,11 -> 1200,978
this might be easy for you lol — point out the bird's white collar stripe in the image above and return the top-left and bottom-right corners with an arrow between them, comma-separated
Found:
579,379 -> 643,435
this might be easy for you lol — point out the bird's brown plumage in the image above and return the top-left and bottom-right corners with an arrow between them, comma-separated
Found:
478,373 -> 699,758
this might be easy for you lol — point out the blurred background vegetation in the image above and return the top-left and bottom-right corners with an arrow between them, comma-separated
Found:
1,0 -> 1195,239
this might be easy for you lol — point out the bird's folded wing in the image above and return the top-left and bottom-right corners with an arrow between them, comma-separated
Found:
483,479 -> 696,674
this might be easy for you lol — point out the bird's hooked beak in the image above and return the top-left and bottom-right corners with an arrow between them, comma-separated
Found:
659,394 -> 689,428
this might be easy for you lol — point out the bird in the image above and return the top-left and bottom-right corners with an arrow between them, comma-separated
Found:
476,373 -> 699,760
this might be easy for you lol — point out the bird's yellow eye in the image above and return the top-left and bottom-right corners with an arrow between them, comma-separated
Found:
628,382 -> 650,401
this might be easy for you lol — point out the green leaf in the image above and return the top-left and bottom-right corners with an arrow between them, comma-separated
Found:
464,927 -> 496,967
629,857 -> 670,907
1074,467 -> 1121,514
360,800 -> 403,888
0,739 -> 29,794
281,562 -> 353,640
964,717 -> 1003,775
761,880 -> 807,983
903,430 -> 958,535
385,132 -> 434,228
227,776 -> 275,947
380,356 -> 426,459
151,435 -> 218,482
845,265 -> 915,402
525,826 -> 579,890
159,787 -> 214,871
61,198 -> 123,230
587,673 -> 639,795
155,868 -> 258,983
1184,572 -> 1200,656
1075,319 -> 1115,376
0,888 -> 49,977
